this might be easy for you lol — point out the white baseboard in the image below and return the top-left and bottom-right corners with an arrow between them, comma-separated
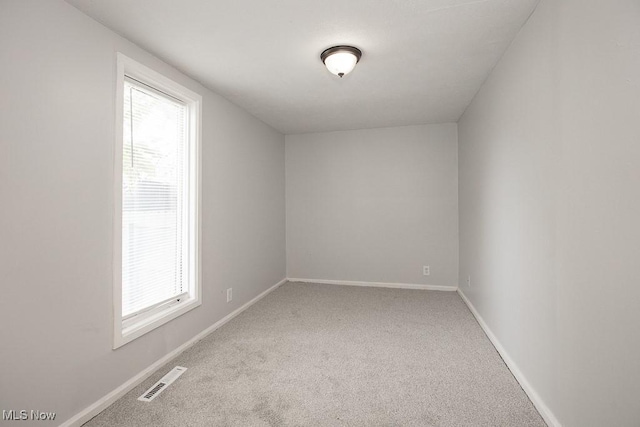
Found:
457,289 -> 561,427
288,277 -> 457,291
60,278 -> 287,427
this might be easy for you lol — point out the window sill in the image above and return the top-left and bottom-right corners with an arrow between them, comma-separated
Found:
113,297 -> 201,349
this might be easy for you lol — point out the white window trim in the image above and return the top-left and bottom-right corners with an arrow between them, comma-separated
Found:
113,52 -> 202,349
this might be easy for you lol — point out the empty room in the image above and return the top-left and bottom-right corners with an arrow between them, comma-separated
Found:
1,0 -> 639,426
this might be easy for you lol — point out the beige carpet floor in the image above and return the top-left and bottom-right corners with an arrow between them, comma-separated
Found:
84,282 -> 546,426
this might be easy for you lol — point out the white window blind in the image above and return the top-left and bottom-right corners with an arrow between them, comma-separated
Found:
122,77 -> 189,319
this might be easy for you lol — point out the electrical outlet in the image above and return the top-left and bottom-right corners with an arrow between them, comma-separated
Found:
226,288 -> 232,302
423,265 -> 430,276
467,275 -> 471,287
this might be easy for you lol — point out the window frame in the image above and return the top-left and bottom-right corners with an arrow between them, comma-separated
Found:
113,52 -> 202,349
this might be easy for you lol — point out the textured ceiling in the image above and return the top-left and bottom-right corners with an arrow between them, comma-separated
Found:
66,0 -> 539,134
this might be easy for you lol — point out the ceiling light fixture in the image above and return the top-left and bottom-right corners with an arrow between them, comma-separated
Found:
320,45 -> 362,78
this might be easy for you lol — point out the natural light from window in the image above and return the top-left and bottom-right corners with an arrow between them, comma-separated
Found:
113,53 -> 201,348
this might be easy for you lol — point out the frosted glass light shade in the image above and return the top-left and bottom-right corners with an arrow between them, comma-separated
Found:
321,46 -> 362,78
324,51 -> 358,76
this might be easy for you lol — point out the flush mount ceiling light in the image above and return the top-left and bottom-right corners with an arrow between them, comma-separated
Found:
320,45 -> 362,78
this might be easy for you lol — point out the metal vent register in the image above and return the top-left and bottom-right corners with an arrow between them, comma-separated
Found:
138,366 -> 187,402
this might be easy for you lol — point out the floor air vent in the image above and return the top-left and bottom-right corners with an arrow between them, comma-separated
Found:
138,366 -> 187,402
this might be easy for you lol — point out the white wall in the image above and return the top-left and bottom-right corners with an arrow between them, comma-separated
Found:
0,1 -> 285,425
459,0 -> 640,426
286,124 -> 458,288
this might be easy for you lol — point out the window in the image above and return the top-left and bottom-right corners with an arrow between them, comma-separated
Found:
113,53 -> 201,348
